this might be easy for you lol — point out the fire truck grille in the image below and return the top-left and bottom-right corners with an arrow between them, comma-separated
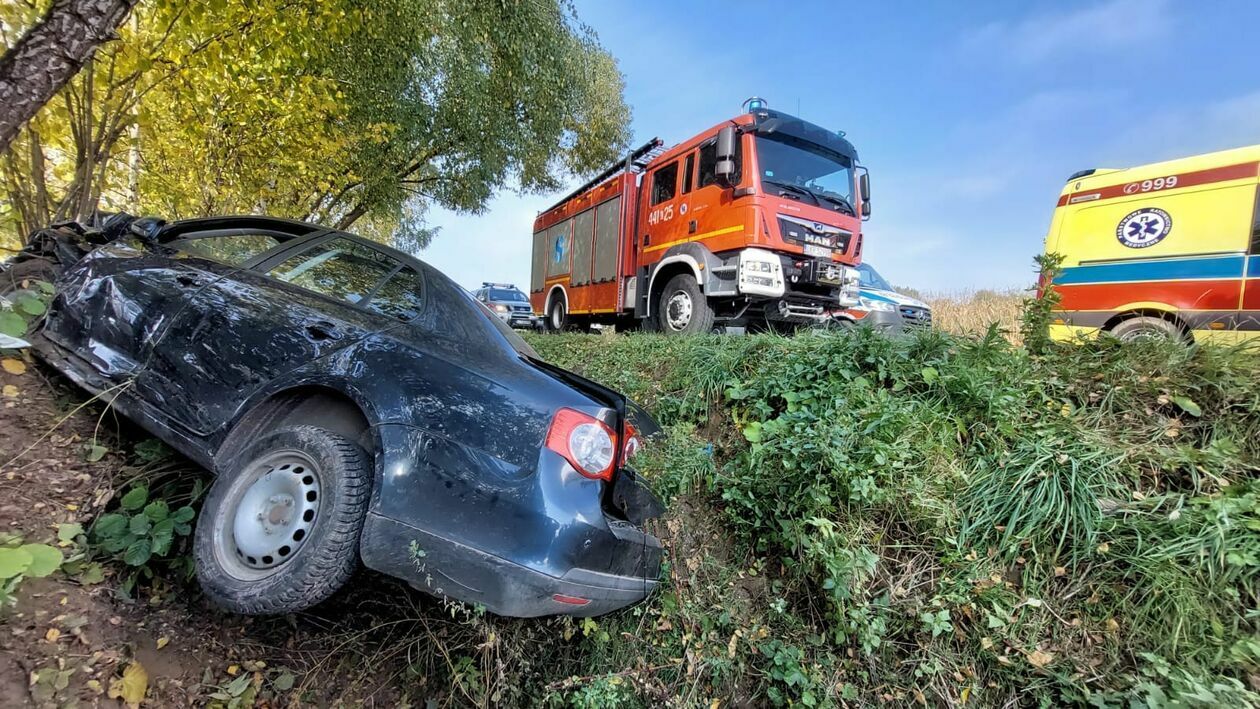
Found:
899,306 -> 932,327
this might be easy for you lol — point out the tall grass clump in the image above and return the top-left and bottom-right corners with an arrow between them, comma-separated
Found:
519,312 -> 1259,707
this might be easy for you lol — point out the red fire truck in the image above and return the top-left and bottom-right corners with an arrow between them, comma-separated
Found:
529,98 -> 870,334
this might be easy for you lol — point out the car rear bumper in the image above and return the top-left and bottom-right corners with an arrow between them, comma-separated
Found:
359,511 -> 661,617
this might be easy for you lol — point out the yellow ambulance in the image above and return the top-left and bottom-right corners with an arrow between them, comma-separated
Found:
1042,145 -> 1260,343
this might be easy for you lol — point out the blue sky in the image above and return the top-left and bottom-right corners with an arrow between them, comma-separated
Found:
422,0 -> 1260,293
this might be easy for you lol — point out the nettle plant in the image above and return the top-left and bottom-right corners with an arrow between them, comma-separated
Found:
93,486 -> 196,587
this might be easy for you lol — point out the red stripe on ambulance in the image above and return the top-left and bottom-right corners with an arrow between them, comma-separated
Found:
1055,279 -> 1243,312
1056,161 -> 1259,207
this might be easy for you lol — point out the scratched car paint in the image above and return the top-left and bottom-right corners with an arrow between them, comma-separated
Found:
5,215 -> 664,617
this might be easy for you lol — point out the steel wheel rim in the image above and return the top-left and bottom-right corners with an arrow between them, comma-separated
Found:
214,450 -> 321,581
666,290 -> 693,331
1121,324 -> 1170,342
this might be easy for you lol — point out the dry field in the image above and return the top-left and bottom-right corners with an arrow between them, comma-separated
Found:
915,288 -> 1027,341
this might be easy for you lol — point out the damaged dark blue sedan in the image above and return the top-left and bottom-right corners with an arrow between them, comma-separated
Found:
4,215 -> 663,617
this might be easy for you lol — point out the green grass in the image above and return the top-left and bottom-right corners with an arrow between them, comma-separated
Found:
516,324 -> 1260,707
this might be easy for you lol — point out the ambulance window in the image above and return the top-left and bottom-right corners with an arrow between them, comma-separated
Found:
682,153 -> 695,194
651,162 -> 678,205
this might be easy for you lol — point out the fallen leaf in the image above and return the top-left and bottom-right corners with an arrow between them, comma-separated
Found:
156,636 -> 169,650
1105,618 -> 1120,632
107,661 -> 148,707
1054,566 -> 1066,577
273,670 -> 295,691
2,385 -> 17,397
1171,395 -> 1201,417
1,358 -> 26,375
1095,542 -> 1110,554
45,628 -> 61,642
1026,649 -> 1054,668
227,664 -> 240,676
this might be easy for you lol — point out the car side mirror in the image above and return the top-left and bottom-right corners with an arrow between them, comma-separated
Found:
715,125 -> 737,188
858,170 -> 871,219
129,216 -> 165,243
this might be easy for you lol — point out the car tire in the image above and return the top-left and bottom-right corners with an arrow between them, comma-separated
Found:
0,259 -> 59,296
194,425 -> 370,615
1109,316 -> 1186,343
655,274 -> 714,335
547,299 -> 567,332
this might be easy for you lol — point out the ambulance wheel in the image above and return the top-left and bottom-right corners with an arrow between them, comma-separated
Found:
547,299 -> 567,331
1110,316 -> 1186,343
656,274 -> 714,335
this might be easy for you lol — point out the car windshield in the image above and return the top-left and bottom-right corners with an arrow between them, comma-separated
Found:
858,263 -> 893,291
490,288 -> 528,302
755,134 -> 854,207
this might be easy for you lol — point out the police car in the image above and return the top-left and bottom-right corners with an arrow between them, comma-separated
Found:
834,263 -> 932,330
474,282 -> 542,330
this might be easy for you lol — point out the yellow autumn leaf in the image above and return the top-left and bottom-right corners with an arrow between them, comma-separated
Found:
227,664 -> 240,676
1026,649 -> 1054,668
107,661 -> 148,707
1,358 -> 26,375
156,636 -> 169,650
45,628 -> 61,642
2,384 -> 17,397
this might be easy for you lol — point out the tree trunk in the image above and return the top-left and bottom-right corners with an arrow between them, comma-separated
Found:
0,0 -> 138,153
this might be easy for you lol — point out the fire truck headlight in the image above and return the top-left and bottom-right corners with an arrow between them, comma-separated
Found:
737,249 -> 785,297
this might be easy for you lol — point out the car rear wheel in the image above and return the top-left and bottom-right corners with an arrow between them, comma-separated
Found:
194,425 -> 370,614
656,274 -> 714,335
1109,316 -> 1186,343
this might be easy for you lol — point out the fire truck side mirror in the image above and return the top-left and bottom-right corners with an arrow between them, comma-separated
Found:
859,170 -> 872,219
715,126 -> 737,187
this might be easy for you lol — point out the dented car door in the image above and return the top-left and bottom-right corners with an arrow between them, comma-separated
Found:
135,235 -> 412,436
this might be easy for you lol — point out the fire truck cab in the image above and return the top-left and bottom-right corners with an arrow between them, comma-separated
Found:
530,99 -> 868,334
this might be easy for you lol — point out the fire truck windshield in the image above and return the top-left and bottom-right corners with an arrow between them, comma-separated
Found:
755,134 -> 855,214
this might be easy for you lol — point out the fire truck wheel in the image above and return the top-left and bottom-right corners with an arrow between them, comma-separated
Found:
1109,316 -> 1186,343
547,299 -> 567,331
657,274 -> 714,335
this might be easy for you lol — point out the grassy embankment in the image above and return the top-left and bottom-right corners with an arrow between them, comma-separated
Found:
492,299 -> 1260,706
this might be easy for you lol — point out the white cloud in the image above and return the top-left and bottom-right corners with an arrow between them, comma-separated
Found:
1100,89 -> 1260,162
962,0 -> 1173,64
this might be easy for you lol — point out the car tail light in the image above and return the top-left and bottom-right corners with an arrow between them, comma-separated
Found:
623,422 -> 642,460
546,408 -> 618,481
